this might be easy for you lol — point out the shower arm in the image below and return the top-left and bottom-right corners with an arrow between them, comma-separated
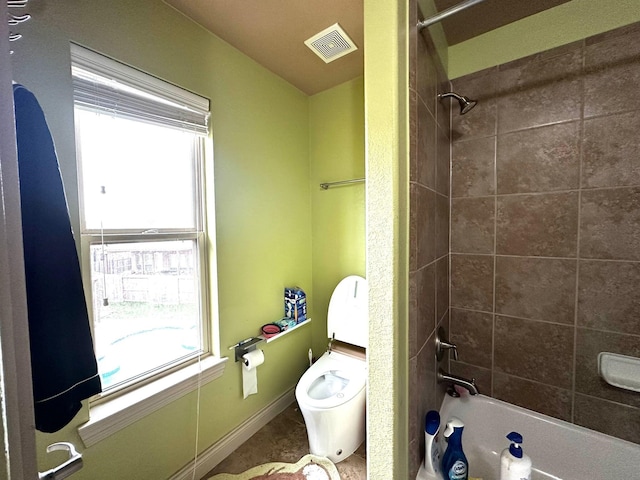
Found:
438,92 -> 463,102
417,0 -> 486,30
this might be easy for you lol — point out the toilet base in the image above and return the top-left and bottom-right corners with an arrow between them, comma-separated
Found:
299,391 -> 366,463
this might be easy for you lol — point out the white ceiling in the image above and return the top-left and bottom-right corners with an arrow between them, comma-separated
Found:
164,0 -> 570,96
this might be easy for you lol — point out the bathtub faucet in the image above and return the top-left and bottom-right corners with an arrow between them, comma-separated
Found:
437,368 -> 479,396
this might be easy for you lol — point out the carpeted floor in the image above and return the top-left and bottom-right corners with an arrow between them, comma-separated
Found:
203,401 -> 366,480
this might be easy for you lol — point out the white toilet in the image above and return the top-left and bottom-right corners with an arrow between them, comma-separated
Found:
295,275 -> 368,463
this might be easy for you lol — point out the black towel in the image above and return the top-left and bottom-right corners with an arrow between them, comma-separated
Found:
13,84 -> 102,433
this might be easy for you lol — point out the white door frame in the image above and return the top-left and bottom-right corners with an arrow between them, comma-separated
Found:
0,2 -> 39,478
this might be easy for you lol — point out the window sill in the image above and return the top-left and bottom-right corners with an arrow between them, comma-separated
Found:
78,355 -> 228,447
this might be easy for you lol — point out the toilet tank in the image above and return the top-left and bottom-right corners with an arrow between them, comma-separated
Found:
327,275 -> 368,349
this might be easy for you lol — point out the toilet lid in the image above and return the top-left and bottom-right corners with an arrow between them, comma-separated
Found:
327,275 -> 367,348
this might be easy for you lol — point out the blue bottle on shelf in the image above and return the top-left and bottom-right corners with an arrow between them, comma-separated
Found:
441,417 -> 468,480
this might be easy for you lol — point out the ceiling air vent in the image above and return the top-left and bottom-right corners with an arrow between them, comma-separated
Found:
304,23 -> 358,63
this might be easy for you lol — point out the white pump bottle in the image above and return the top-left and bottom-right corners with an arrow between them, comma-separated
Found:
500,431 -> 531,480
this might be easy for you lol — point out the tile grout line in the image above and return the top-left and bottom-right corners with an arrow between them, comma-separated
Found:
451,183 -> 640,201
570,44 -> 587,425
491,103 -> 498,399
451,305 -> 640,338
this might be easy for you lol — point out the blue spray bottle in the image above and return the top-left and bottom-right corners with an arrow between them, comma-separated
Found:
441,417 -> 468,480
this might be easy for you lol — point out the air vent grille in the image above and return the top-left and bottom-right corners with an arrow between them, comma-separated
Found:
304,23 -> 358,63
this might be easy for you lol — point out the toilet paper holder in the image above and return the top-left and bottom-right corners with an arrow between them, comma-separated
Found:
229,337 -> 264,363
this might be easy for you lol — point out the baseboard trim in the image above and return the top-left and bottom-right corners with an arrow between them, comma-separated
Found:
170,388 -> 297,480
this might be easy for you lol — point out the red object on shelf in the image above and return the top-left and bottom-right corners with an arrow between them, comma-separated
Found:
261,323 -> 281,339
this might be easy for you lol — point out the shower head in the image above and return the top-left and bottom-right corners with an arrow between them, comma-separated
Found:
438,92 -> 477,114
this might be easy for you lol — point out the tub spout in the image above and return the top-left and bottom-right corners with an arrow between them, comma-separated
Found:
437,368 -> 479,396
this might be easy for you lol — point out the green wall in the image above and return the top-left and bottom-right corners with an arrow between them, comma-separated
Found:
309,76 -> 366,356
11,1 -> 313,478
448,0 -> 640,79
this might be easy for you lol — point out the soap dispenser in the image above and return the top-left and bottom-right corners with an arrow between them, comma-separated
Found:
441,417 -> 468,480
423,410 -> 441,477
500,431 -> 532,480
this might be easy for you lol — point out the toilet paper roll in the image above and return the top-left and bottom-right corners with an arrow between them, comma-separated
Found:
242,349 -> 265,399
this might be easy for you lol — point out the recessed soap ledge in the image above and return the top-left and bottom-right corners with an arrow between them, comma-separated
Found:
261,319 -> 311,343
598,352 -> 640,393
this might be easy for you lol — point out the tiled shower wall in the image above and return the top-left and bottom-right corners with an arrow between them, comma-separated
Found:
449,22 -> 640,444
408,2 -> 451,476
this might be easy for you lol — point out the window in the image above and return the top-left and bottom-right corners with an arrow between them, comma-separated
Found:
71,45 -> 212,397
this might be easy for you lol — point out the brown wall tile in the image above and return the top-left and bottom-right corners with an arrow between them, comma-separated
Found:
436,77 -> 452,133
496,122 -> 580,194
447,22 -> 640,444
496,192 -> 579,257
451,67 -> 498,141
436,125 -> 450,196
409,439 -> 420,480
493,372 -> 572,421
409,355 -> 419,450
451,197 -> 495,254
451,136 -> 496,198
417,332 -> 438,451
435,192 -> 450,259
580,187 -> 640,260
574,394 -> 640,444
410,89 -> 418,183
449,361 -> 492,396
578,260 -> 640,334
409,10 -> 449,469
584,27 -> 640,118
410,183 -> 418,271
417,263 -> 436,346
494,315 -> 574,389
409,271 -> 419,358
497,50 -> 583,133
495,256 -> 576,324
436,256 -> 449,323
575,327 -> 640,409
451,254 -> 494,311
415,184 -> 436,267
416,29 -> 437,115
584,61 -> 640,118
583,110 -> 640,188
450,308 -> 493,368
585,21 -> 640,47
417,98 -> 437,189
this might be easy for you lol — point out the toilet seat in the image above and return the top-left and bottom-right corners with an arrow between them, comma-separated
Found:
296,351 -> 366,410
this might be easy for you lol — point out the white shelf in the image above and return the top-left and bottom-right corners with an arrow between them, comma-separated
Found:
261,319 -> 312,343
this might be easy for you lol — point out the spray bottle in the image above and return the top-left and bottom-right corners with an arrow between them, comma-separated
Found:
441,417 -> 468,480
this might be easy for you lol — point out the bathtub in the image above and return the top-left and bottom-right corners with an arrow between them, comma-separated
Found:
418,394 -> 640,480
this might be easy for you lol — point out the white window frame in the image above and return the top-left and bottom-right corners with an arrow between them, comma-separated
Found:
70,44 -> 226,447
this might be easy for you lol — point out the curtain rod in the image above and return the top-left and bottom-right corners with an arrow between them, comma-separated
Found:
417,0 -> 486,31
320,178 -> 365,190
